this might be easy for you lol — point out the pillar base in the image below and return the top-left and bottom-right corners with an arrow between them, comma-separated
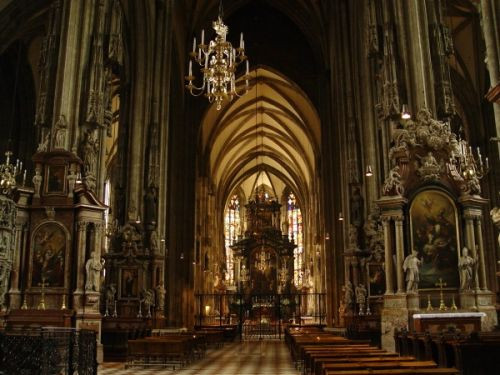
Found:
381,294 -> 409,351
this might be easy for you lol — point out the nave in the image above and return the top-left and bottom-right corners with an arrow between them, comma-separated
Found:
99,340 -> 297,375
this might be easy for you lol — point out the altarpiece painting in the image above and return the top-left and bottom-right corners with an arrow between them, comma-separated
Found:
30,223 -> 67,287
410,190 -> 459,289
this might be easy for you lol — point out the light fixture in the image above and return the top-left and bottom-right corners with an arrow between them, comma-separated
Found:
325,232 -> 330,241
401,104 -> 411,120
0,151 -> 22,195
365,164 -> 373,177
185,0 -> 250,110
338,212 -> 344,221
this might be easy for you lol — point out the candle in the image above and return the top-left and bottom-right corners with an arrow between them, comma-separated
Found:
201,29 -> 204,45
485,157 -> 489,170
192,37 -> 196,53
19,161 -> 22,170
246,60 -> 249,75
240,32 -> 243,49
189,60 -> 192,76
23,170 -> 26,186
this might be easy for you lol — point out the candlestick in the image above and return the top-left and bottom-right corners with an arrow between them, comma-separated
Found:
201,29 -> 204,45
189,60 -> 192,76
240,32 -> 243,49
192,37 -> 196,53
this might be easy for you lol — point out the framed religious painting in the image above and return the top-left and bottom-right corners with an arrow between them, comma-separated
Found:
119,267 -> 139,299
366,262 -> 385,297
45,165 -> 67,194
409,189 -> 460,289
30,223 -> 68,288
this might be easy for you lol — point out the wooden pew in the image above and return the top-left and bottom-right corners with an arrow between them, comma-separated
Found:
324,369 -> 460,375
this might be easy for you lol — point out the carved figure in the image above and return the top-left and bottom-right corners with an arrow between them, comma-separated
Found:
33,168 -> 43,198
80,129 -> 99,176
144,186 -> 158,227
458,247 -> 477,291
383,166 -> 404,196
105,284 -> 116,315
343,281 -> 354,308
355,283 -> 367,315
403,250 -> 421,293
155,282 -> 166,310
54,115 -> 67,149
350,187 -> 363,227
85,251 -> 103,291
141,289 -> 155,317
348,224 -> 358,251
150,231 -> 159,254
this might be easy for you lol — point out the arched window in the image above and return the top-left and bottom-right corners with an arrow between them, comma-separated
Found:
224,195 -> 240,286
287,192 -> 303,287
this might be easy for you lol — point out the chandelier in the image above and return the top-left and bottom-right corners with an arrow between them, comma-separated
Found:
0,151 -> 25,196
185,1 -> 249,110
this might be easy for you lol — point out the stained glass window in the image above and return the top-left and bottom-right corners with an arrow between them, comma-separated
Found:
287,192 -> 303,287
224,195 -> 240,286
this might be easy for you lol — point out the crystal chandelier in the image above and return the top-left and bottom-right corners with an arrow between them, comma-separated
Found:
185,1 -> 249,110
0,151 -> 25,196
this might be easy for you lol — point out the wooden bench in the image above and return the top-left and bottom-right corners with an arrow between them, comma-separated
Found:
324,369 -> 460,375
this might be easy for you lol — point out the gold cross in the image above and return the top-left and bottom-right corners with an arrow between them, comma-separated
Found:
435,278 -> 447,311
435,278 -> 447,290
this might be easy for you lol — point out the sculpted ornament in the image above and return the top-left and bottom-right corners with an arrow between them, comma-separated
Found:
85,251 -> 104,291
383,166 -> 404,196
416,152 -> 442,181
53,115 -> 67,149
458,247 -> 477,291
32,168 -> 43,198
403,250 -> 421,293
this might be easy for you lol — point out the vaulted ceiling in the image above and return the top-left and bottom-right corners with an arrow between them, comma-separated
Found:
200,67 -> 320,210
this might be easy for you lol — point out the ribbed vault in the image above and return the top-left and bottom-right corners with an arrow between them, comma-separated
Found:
200,67 -> 320,208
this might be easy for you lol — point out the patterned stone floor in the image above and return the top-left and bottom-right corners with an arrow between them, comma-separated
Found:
98,340 -> 298,374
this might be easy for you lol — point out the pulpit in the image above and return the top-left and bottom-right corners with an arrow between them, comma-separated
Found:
412,312 -> 485,333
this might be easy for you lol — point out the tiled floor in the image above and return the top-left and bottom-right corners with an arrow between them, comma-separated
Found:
99,340 -> 298,374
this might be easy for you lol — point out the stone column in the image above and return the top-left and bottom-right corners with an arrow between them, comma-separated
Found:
394,216 -> 405,294
74,220 -> 87,310
7,223 -> 24,308
382,218 -> 394,294
474,218 -> 488,291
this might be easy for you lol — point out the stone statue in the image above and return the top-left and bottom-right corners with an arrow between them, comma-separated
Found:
347,224 -> 359,251
383,166 -> 404,196
144,185 -> 158,227
33,168 -> 43,198
150,230 -> 159,254
141,289 -> 155,317
403,250 -> 421,293
53,115 -> 67,149
350,186 -> 363,227
458,247 -> 477,291
155,281 -> 166,311
105,284 -> 116,315
355,283 -> 367,315
67,167 -> 77,198
85,251 -> 103,291
343,281 -> 354,308
80,128 -> 99,176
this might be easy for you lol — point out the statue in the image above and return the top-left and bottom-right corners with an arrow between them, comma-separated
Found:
141,289 -> 155,317
350,186 -> 363,227
67,166 -> 77,198
347,224 -> 359,251
53,115 -> 67,149
85,251 -> 103,291
343,281 -> 354,309
80,128 -> 99,176
383,166 -> 404,196
403,250 -> 421,293
144,185 -> 158,227
33,168 -> 43,198
150,231 -> 159,254
355,283 -> 367,315
458,247 -> 477,291
155,282 -> 166,311
105,284 -> 116,316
